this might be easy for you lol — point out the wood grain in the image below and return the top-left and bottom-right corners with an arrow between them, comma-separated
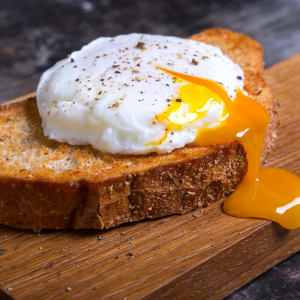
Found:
0,53 -> 300,300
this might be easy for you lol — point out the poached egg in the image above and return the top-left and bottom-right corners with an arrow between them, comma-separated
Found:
37,33 -> 244,154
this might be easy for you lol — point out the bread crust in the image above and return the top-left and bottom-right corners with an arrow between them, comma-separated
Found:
0,28 -> 276,231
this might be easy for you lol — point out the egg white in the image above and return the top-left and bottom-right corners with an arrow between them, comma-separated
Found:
37,33 -> 245,154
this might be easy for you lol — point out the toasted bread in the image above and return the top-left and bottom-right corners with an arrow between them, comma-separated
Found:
0,28 -> 277,231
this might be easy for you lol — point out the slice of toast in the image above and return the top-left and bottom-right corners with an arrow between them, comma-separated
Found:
0,28 -> 277,232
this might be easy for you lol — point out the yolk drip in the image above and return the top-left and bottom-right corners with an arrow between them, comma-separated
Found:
156,67 -> 300,229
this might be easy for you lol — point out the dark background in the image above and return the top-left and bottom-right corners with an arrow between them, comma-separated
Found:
1,0 -> 300,104
1,0 -> 300,299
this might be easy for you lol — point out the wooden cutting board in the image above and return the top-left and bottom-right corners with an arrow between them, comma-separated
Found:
0,53 -> 300,300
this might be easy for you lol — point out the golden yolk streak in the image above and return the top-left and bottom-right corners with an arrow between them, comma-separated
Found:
150,84 -> 224,146
155,67 -> 300,230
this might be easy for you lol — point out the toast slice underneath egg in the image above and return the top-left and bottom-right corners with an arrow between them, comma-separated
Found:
0,28 -> 278,231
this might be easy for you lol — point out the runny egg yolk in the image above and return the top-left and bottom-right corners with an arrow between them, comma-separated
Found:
155,67 -> 300,230
150,83 -> 224,145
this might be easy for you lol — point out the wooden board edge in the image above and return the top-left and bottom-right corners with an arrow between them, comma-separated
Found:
1,92 -> 36,105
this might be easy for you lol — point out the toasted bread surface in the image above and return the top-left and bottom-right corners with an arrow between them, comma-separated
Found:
0,28 -> 276,231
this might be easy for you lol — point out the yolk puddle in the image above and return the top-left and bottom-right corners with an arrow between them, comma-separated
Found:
156,67 -> 300,229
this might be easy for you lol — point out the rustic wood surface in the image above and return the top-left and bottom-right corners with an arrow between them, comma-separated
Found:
0,52 -> 299,300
